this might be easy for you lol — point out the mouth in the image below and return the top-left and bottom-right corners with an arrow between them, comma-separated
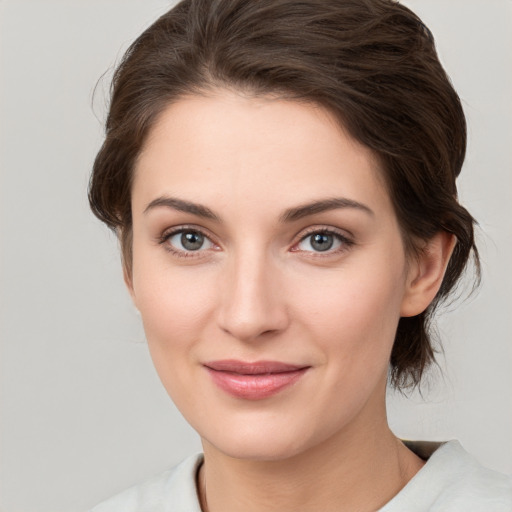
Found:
203,360 -> 310,400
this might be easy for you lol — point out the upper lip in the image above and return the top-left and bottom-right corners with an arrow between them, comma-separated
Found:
204,360 -> 309,375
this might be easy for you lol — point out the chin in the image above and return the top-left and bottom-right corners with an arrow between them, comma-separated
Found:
198,412 -> 329,462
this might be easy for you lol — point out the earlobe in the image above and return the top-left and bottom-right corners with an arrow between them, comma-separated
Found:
400,232 -> 456,317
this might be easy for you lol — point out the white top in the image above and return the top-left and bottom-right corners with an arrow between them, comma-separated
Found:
90,440 -> 512,512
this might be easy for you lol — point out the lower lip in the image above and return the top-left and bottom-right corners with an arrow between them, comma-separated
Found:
205,367 -> 308,400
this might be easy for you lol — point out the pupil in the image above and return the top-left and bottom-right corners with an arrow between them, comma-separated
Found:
181,231 -> 204,251
311,233 -> 333,251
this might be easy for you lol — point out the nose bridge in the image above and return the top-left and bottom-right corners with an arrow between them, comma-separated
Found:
218,244 -> 288,342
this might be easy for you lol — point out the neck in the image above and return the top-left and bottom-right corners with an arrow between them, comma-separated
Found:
197,396 -> 424,512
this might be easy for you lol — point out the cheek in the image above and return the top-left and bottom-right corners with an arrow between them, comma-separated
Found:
289,257 -> 406,363
132,257 -> 218,353
285,266 -> 405,424
132,264 -> 220,407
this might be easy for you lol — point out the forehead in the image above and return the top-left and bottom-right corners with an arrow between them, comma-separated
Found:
133,90 -> 390,217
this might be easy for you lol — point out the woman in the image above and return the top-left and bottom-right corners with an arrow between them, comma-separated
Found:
88,0 -> 512,510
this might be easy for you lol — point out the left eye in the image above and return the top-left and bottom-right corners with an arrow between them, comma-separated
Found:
296,231 -> 344,253
167,230 -> 214,252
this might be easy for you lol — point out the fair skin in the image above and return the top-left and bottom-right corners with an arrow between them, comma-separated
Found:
126,89 -> 454,512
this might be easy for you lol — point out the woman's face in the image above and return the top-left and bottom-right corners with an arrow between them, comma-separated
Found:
128,90 -> 414,460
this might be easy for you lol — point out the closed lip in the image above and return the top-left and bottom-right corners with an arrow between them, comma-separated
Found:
203,359 -> 311,400
203,359 -> 309,374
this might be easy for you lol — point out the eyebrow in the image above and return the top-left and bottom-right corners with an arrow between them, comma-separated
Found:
144,196 -> 220,221
143,195 -> 373,223
280,197 -> 374,222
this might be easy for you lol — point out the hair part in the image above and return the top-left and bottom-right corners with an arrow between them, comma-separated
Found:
89,0 -> 480,389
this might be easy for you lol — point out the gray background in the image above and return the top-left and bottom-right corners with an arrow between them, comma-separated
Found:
0,1 -> 511,511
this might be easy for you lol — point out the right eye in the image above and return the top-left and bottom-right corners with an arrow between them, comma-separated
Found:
161,228 -> 215,256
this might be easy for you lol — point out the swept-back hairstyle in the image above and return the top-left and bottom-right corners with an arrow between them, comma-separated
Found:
89,0 -> 479,389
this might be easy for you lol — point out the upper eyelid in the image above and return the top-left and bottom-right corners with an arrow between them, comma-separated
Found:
160,224 -> 215,241
295,225 -> 353,242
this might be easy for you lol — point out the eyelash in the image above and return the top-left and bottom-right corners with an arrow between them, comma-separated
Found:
291,227 -> 354,257
157,226 -> 354,258
157,225 -> 218,258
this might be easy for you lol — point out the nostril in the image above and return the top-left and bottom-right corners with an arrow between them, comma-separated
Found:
218,316 -> 288,343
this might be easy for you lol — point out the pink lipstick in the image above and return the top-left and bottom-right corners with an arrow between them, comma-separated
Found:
203,360 -> 309,400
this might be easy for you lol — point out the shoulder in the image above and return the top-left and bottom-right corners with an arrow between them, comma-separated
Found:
381,440 -> 512,512
428,441 -> 512,510
89,453 -> 203,512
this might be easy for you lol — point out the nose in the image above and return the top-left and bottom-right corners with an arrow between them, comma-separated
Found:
216,250 -> 289,343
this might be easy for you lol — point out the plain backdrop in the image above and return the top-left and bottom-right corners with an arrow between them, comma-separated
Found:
0,1 -> 511,511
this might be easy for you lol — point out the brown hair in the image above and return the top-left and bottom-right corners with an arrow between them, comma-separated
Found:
89,0 -> 479,389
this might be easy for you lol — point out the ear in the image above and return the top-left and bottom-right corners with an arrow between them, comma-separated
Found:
400,231 -> 456,317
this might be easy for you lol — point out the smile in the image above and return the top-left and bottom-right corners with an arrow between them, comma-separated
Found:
203,360 -> 310,400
